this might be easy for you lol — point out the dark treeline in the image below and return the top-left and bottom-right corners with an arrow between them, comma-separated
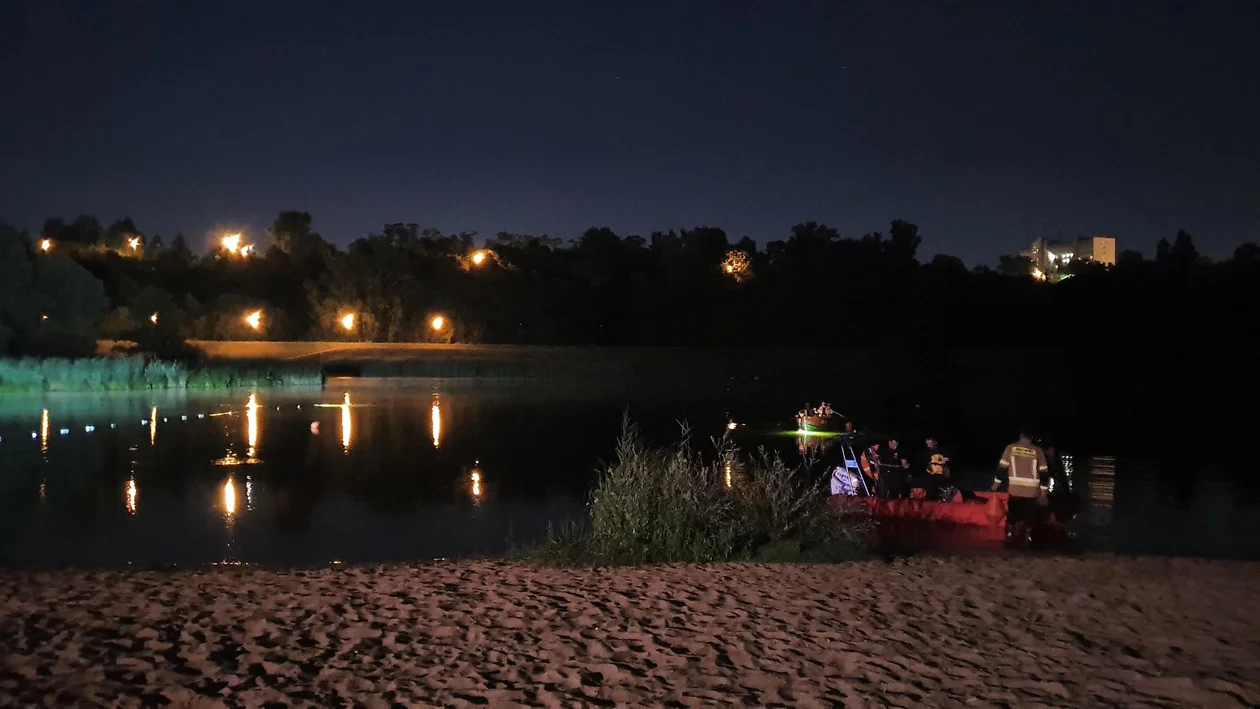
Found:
2,213 -> 1258,357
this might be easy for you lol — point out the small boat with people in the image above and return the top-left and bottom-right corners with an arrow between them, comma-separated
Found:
796,402 -> 846,432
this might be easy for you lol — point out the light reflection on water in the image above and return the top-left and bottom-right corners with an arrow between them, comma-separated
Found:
341,393 -> 352,452
125,476 -> 137,514
1087,455 -> 1116,527
0,381 -> 1254,567
470,464 -> 483,502
223,476 -> 237,517
245,393 -> 259,460
431,395 -> 441,448
40,408 -> 49,454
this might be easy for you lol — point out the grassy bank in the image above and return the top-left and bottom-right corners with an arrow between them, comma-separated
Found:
531,420 -> 870,565
102,340 -> 880,382
0,356 -> 324,393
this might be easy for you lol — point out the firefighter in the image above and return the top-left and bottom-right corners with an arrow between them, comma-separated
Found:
992,430 -> 1050,546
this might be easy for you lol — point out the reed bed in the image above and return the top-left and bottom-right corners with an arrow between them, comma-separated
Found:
533,419 -> 870,565
0,357 -> 324,392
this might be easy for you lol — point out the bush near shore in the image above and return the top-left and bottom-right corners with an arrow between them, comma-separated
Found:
533,420 -> 870,565
0,356 -> 325,392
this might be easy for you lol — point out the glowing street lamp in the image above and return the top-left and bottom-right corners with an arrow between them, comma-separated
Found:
149,313 -> 159,325
244,310 -> 262,330
471,250 -> 487,266
39,239 -> 52,252
430,314 -> 445,331
128,236 -> 141,251
721,250 -> 751,282
221,233 -> 255,257
339,312 -> 356,332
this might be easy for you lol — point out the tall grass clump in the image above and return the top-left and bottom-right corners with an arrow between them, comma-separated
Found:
533,418 -> 870,566
0,356 -> 324,392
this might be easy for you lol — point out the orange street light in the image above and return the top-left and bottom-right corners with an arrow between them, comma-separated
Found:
222,233 -> 255,257
39,239 -> 52,252
149,313 -> 159,325
721,250 -> 751,281
339,312 -> 356,331
430,315 -> 445,331
128,236 -> 141,251
244,310 -> 262,330
471,250 -> 487,266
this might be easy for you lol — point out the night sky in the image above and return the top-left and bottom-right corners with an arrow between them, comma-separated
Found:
2,0 -> 1256,265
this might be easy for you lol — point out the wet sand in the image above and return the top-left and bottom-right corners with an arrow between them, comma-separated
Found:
1,557 -> 1256,708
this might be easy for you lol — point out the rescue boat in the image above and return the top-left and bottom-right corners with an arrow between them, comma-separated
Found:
829,489 -> 1069,550
796,412 -> 845,432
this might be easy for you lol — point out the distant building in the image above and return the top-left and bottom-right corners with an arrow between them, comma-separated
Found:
1021,236 -> 1116,280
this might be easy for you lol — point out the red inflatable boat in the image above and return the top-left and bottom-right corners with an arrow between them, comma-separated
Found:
830,489 -> 1068,550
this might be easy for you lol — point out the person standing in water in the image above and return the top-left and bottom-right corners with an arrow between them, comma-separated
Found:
993,430 -> 1050,545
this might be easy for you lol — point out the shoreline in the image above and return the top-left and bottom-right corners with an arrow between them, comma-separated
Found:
2,557 -> 1256,706
0,355 -> 325,394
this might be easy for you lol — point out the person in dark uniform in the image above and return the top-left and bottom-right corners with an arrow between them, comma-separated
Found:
879,439 -> 912,499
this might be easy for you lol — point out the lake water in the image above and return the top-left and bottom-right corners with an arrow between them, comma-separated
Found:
0,378 -> 1256,568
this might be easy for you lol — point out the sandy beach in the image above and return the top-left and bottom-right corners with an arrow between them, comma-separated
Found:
0,557 -> 1256,708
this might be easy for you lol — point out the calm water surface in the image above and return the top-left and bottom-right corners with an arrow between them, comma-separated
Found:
0,378 -> 1255,568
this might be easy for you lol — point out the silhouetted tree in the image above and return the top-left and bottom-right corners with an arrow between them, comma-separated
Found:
268,211 -> 328,260
1117,249 -> 1144,266
0,224 -> 35,353
11,211 -> 1260,358
105,217 -> 141,249
1170,230 -> 1199,265
887,219 -> 922,262
996,254 -> 1033,276
170,233 -> 191,258
1232,242 -> 1259,265
1155,237 -> 1171,263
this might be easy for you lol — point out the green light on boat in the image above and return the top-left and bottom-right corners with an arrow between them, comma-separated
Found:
787,429 -> 840,438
